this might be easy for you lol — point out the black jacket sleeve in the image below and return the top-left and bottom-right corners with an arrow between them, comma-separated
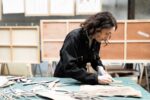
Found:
91,43 -> 105,71
60,36 -> 98,85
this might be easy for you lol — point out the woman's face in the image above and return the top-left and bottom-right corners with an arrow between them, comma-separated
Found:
93,27 -> 115,43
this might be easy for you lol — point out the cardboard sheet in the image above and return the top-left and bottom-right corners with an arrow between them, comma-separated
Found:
80,85 -> 142,97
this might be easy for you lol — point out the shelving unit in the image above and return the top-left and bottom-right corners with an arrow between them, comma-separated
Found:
0,26 -> 40,63
40,19 -> 150,63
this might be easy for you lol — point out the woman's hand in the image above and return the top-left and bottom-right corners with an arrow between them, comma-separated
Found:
98,75 -> 112,84
97,66 -> 113,84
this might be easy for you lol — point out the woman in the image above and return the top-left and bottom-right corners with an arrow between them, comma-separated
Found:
54,12 -> 117,85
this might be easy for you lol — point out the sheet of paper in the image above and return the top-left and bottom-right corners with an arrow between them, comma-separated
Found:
2,0 -> 24,14
76,0 -> 102,15
50,0 -> 75,15
0,76 -> 8,87
25,0 -> 49,16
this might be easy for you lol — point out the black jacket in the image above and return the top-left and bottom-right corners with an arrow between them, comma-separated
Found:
54,28 -> 104,85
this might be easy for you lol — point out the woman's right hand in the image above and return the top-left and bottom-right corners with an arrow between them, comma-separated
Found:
98,75 -> 112,84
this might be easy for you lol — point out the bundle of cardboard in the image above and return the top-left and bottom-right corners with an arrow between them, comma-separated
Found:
80,85 -> 142,98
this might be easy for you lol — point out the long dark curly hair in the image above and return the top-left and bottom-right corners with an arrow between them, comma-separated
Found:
80,12 -> 117,46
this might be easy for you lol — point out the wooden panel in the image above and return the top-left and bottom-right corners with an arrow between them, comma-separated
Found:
0,29 -> 10,45
43,41 -> 63,60
127,22 -> 150,40
12,47 -> 39,63
127,43 -> 150,59
0,47 -> 11,63
100,43 -> 124,59
68,22 -> 81,32
110,22 -> 125,40
42,22 -> 67,39
12,29 -> 38,45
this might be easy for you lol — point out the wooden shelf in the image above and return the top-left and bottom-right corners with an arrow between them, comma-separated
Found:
0,45 -> 11,47
12,45 -> 38,47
